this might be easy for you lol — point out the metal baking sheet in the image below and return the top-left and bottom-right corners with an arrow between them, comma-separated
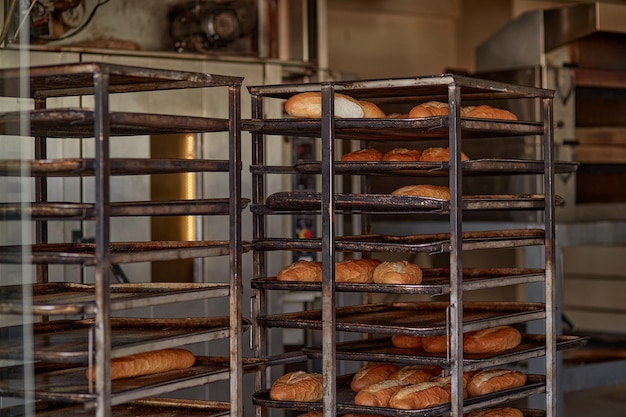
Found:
0,109 -> 231,137
251,267 -> 545,295
0,398 -> 231,417
257,302 -> 546,336
0,282 -> 230,315
242,117 -> 544,141
0,240 -> 249,265
0,158 -> 230,177
294,159 -> 578,176
260,192 -> 561,213
0,317 -> 250,363
0,198 -> 249,220
0,356 -> 265,407
302,335 -> 589,370
252,373 -> 546,417
253,229 -> 545,253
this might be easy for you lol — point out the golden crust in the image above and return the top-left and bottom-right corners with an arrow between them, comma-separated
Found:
463,326 -> 522,354
360,100 -> 387,118
391,184 -> 451,200
389,382 -> 451,409
284,92 -> 364,118
464,104 -> 518,121
388,365 -> 442,385
341,148 -> 384,161
382,148 -> 422,162
269,371 -> 323,402
373,261 -> 423,284
419,147 -> 470,162
391,334 -> 423,349
465,407 -> 524,417
467,369 -> 527,397
354,379 -> 408,407
408,101 -> 449,118
351,362 -> 400,392
335,258 -> 382,283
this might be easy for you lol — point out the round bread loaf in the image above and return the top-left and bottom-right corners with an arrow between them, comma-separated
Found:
463,326 -> 522,354
341,148 -> 384,162
388,365 -> 442,385
284,92 -> 364,118
391,184 -> 451,200
388,381 -> 451,410
419,147 -> 470,162
408,101 -> 449,118
360,100 -> 387,118
373,261 -> 423,284
269,371 -> 323,402
335,258 -> 382,283
382,148 -> 422,162
464,105 -> 518,121
276,260 -> 322,282
465,407 -> 524,417
467,369 -> 527,397
351,362 -> 400,392
354,379 -> 408,407
391,334 -> 423,349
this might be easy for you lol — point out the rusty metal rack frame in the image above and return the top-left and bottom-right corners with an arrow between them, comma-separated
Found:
247,73 -> 565,417
0,62 -> 246,417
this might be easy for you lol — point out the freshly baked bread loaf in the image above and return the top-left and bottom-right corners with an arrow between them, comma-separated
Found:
341,148 -> 384,162
391,334 -> 423,349
382,148 -> 422,162
277,260 -> 322,282
464,105 -> 518,121
351,362 -> 400,392
465,408 -> 524,417
408,101 -> 449,118
432,371 -> 476,399
354,379 -> 408,407
335,258 -> 382,283
373,261 -> 423,285
420,147 -> 470,162
463,326 -> 522,354
388,365 -> 442,385
388,381 -> 451,409
422,326 -> 522,354
85,348 -> 196,381
360,101 -> 386,118
285,92 -> 364,118
387,113 -> 409,118
269,371 -> 323,402
391,184 -> 451,200
467,369 -> 527,397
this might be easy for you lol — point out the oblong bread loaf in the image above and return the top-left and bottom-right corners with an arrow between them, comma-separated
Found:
391,184 -> 451,200
269,371 -> 323,401
277,260 -> 322,282
467,369 -> 527,397
463,326 -> 522,354
285,92 -> 364,118
419,147 -> 470,162
388,365 -> 442,385
408,101 -> 449,118
86,348 -> 196,381
342,148 -> 384,161
373,261 -> 423,285
350,362 -> 400,392
359,100 -> 386,118
354,379 -> 408,407
389,381 -> 451,410
391,334 -> 423,349
382,148 -> 422,162
335,258 -> 382,283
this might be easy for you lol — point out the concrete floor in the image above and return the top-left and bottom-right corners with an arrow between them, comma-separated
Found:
564,384 -> 626,417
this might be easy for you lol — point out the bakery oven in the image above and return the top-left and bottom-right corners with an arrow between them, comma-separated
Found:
475,2 -> 626,222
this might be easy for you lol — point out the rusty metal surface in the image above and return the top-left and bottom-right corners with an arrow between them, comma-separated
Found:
242,117 -> 544,141
0,398 -> 231,417
0,62 -> 243,99
252,373 -> 546,417
303,335 -> 588,369
293,159 -> 578,176
0,282 -> 230,316
0,317 -> 251,363
0,110 -> 230,137
0,356 -> 265,407
253,229 -> 545,253
257,302 -> 546,336
258,192 -> 561,213
0,198 -> 249,220
0,158 -> 230,177
0,241 -> 248,265
251,267 -> 545,295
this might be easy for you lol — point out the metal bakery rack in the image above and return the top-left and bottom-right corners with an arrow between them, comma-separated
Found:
0,62 -> 263,417
245,74 -> 587,417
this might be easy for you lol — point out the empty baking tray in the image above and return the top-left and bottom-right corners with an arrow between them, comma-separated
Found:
0,240 -> 247,265
0,198 -> 249,220
256,302 -> 546,336
253,229 -> 545,253
0,282 -> 230,315
303,335 -> 588,371
0,398 -> 231,417
0,158 -> 230,177
294,159 -> 578,177
0,356 -> 264,407
0,317 -> 250,363
251,267 -> 545,295
252,373 -> 546,417
259,192 -> 561,213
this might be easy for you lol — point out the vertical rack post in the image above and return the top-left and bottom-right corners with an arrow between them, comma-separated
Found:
320,83 -> 337,417
448,82 -> 464,417
92,66 -> 112,417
